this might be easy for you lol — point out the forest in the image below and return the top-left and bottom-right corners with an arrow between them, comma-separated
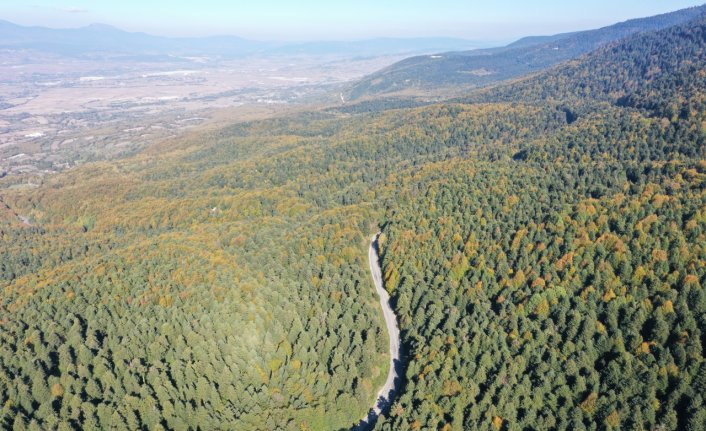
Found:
376,16 -> 706,431
0,11 -> 705,431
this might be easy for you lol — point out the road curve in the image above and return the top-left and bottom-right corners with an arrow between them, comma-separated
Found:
353,233 -> 402,430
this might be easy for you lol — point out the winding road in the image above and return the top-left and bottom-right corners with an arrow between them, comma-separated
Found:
353,233 -> 402,430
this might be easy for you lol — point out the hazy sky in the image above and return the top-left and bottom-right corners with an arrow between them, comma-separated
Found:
1,0 -> 704,40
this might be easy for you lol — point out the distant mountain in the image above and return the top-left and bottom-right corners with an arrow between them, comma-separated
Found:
0,20 -> 483,60
0,20 -> 267,58
347,4 -> 706,99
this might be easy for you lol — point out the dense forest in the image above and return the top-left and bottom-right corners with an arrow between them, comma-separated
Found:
0,10 -> 705,431
377,16 -> 706,431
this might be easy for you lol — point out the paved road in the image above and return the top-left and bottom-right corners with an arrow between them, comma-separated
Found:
353,233 -> 402,430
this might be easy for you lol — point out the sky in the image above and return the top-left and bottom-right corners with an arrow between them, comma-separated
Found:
0,0 -> 704,41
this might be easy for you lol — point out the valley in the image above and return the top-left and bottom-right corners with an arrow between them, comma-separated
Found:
0,50 -> 409,183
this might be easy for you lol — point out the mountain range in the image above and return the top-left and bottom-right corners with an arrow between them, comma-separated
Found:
0,20 -> 484,59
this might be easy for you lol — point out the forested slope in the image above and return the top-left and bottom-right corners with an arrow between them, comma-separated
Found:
0,138 -> 390,429
469,13 -> 706,121
376,15 -> 706,431
0,99 -> 575,430
347,5 -> 706,100
0,10 -> 704,431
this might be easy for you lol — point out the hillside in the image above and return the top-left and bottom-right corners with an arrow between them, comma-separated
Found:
0,10 -> 705,431
466,14 -> 706,122
375,14 -> 706,430
347,4 -> 706,100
